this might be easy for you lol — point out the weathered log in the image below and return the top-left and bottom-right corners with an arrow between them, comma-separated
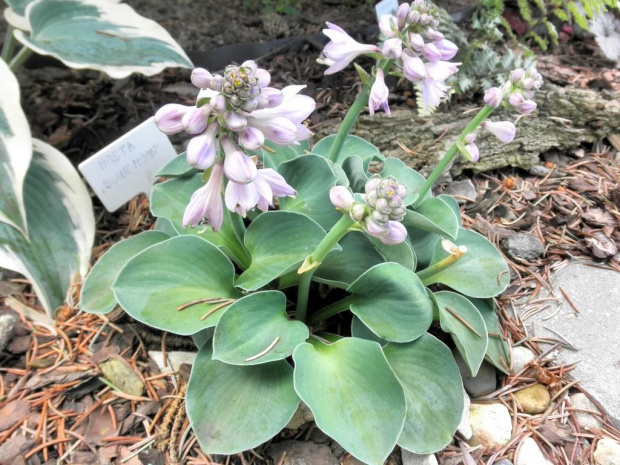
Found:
315,84 -> 620,177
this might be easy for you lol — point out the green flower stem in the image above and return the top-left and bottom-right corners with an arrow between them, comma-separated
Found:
9,46 -> 34,72
308,295 -> 355,326
278,270 -> 299,289
1,26 -> 16,63
416,250 -> 466,285
228,215 -> 252,270
295,215 -> 355,322
412,105 -> 495,207
326,60 -> 391,162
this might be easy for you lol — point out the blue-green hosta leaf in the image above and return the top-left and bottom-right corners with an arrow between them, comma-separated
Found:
14,0 -> 193,79
351,316 -> 388,346
187,345 -> 299,455
277,155 -> 341,230
470,297 -> 511,373
153,217 -> 179,237
341,155 -> 368,193
380,157 -> 430,206
438,194 -> 462,227
347,263 -> 434,343
80,231 -> 170,315
213,291 -> 309,365
3,0 -> 32,29
403,196 -> 459,239
293,338 -> 406,465
259,139 -> 306,170
383,334 -> 464,454
113,235 -> 242,335
311,134 -> 384,170
0,59 -> 32,236
434,291 -> 488,376
150,174 -> 249,267
156,152 -> 199,178
423,228 -> 510,298
0,139 -> 94,315
369,236 -> 416,271
406,227 -> 438,269
236,211 -> 337,291
314,232 -> 384,288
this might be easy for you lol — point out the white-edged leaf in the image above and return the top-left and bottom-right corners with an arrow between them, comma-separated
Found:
14,0 -> 193,79
3,0 -> 36,30
0,59 -> 32,236
0,139 -> 95,314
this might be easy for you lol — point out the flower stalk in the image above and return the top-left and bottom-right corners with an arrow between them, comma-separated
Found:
295,215 -> 356,321
308,295 -> 355,326
8,46 -> 34,73
412,104 -> 494,207
415,242 -> 468,284
1,26 -> 16,63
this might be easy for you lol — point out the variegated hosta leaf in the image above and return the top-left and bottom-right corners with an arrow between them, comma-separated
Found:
13,0 -> 193,79
3,0 -> 36,30
0,59 -> 32,236
0,139 -> 95,315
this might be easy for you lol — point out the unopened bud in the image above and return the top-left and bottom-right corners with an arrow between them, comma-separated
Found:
330,186 -> 354,210
350,203 -> 366,221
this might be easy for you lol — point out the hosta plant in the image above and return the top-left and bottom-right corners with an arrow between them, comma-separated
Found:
81,2 -> 542,463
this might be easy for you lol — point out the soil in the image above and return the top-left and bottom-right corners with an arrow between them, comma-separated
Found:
1,0 -> 620,464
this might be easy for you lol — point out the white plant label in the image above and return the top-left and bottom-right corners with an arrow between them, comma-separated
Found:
79,117 -> 177,212
375,0 -> 399,23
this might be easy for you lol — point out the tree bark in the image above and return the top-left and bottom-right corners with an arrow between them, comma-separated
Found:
315,84 -> 620,177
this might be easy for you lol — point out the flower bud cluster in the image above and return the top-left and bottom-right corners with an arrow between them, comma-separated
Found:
329,175 -> 409,245
154,61 -> 315,232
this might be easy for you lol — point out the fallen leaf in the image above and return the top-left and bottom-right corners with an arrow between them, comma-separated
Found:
582,208 -> 616,227
585,231 -> 618,259
98,354 -> 145,397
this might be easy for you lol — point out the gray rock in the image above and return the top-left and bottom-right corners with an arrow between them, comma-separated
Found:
594,438 -> 620,465
454,352 -> 497,398
510,346 -> 536,375
401,449 -> 438,465
516,437 -> 553,465
442,180 -> 476,204
495,460 -> 514,465
266,440 -> 339,465
469,403 -> 512,447
501,233 -> 545,261
285,402 -> 314,430
570,393 -> 603,431
0,314 -> 16,352
457,389 -> 472,440
523,263 -> 620,428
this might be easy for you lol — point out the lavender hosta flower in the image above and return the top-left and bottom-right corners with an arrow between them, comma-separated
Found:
187,122 -> 219,169
379,15 -> 398,38
329,186 -> 354,211
239,126 -> 265,151
154,104 -> 191,135
223,111 -> 248,132
409,33 -> 425,52
369,69 -> 391,116
382,38 -> 403,59
481,120 -> 516,144
434,39 -> 458,60
464,143 -> 480,163
182,105 -> 211,134
401,51 -> 427,82
321,22 -> 380,75
484,87 -> 503,108
222,136 -> 257,184
397,3 -> 411,29
422,43 -> 442,62
508,93 -> 537,115
182,161 -> 224,230
225,169 -> 296,216
191,67 -> 212,89
246,85 -> 315,145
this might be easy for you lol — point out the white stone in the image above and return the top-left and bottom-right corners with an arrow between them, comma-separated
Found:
401,449 -> 438,465
570,393 -> 604,431
516,437 -> 553,465
148,350 -> 196,373
594,438 -> 620,465
510,346 -> 536,375
469,403 -> 512,447
457,389 -> 472,440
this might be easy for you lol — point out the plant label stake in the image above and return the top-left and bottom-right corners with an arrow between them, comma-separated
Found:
78,117 -> 177,211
